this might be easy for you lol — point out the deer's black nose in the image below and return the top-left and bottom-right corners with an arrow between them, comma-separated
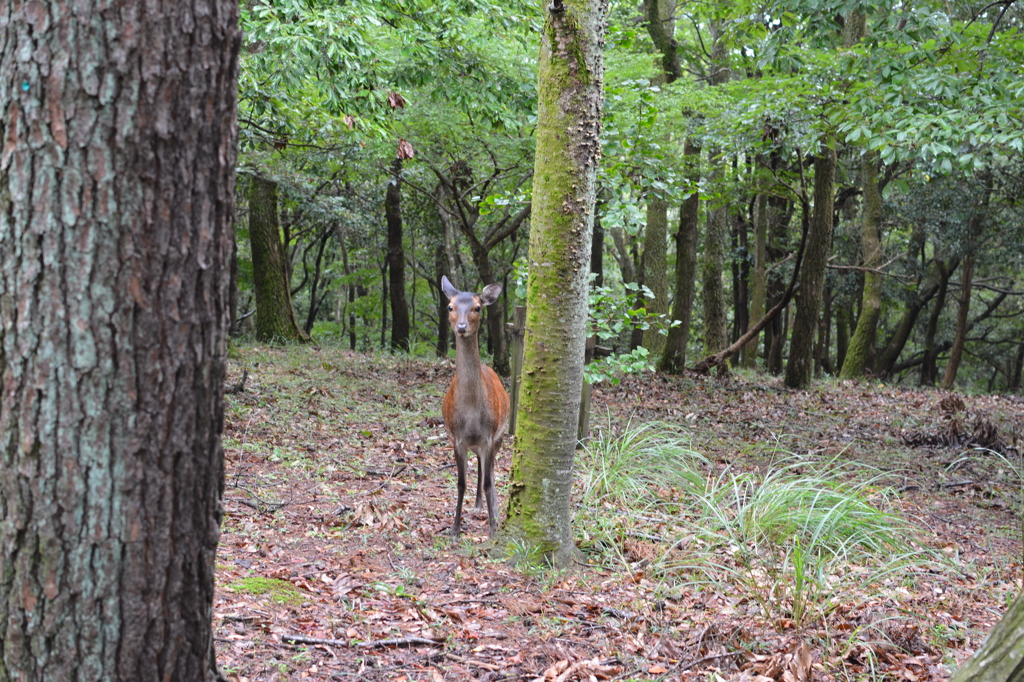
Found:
456,323 -> 468,333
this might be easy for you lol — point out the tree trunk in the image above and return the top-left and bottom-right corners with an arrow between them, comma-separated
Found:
249,176 -> 308,343
743,191 -> 768,368
950,590 -> 1024,682
591,208 -> 605,287
840,152 -> 883,379
0,3 -> 239,680
941,251 -> 976,390
641,197 -> 669,357
920,260 -> 951,386
659,140 -> 700,373
785,139 -> 836,389
502,0 -> 607,566
435,245 -> 452,358
874,256 -> 957,377
702,22 -> 730,358
386,159 -> 411,352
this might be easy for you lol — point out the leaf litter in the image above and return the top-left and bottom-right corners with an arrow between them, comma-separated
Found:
216,347 -> 1022,681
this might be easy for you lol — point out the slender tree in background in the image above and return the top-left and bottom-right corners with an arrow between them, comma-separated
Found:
249,175 -> 308,343
659,139 -> 700,373
502,0 -> 608,565
785,140 -> 836,389
840,152 -> 884,379
0,1 -> 239,679
743,190 -> 768,368
942,188 -> 989,389
386,158 -> 411,352
702,21 -> 730,356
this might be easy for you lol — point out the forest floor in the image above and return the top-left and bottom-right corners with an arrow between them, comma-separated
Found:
214,345 -> 1024,682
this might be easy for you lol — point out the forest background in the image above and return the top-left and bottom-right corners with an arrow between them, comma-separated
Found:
237,0 -> 1024,395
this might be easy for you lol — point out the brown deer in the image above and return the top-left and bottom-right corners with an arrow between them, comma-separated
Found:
440,276 -> 510,537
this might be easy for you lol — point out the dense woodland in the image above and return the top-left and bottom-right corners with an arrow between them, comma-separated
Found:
238,0 -> 1024,394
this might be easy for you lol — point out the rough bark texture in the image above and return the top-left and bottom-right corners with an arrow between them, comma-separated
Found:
386,159 -> 410,352
0,2 -> 240,680
941,250 -> 976,390
950,590 -> 1024,682
248,176 -> 307,343
840,152 -> 883,379
785,140 -> 836,389
502,0 -> 607,566
658,140 -> 700,373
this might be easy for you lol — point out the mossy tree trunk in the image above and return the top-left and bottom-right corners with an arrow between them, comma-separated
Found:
248,176 -> 308,343
839,152 -> 884,379
501,0 -> 607,566
785,139 -> 836,389
641,197 -> 669,358
0,1 -> 239,679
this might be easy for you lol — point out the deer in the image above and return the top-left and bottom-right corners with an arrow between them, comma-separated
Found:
440,275 -> 510,537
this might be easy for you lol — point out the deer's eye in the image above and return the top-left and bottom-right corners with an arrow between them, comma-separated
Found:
448,305 -> 453,311
474,306 -> 481,312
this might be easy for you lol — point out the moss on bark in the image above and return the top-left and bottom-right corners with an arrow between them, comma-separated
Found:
498,0 -> 607,567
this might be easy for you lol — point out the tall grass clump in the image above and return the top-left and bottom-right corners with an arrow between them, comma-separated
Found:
574,421 -> 708,568
659,458 -> 939,630
576,420 -> 708,508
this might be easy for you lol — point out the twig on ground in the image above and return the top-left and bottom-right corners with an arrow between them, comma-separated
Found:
282,633 -> 444,649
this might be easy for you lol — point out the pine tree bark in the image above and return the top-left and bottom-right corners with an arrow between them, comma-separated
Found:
785,140 -> 836,389
249,176 -> 308,343
502,0 -> 607,566
386,159 -> 411,352
840,152 -> 884,379
0,2 -> 240,679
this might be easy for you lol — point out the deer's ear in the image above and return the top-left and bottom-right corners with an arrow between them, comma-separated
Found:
441,275 -> 459,300
480,283 -> 502,306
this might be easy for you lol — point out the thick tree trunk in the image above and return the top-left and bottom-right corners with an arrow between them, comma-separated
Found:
0,2 -> 239,680
785,140 -> 836,389
249,176 -> 308,343
950,590 -> 1024,681
840,152 -> 883,379
502,0 -> 607,566
386,159 -> 411,352
659,140 -> 700,373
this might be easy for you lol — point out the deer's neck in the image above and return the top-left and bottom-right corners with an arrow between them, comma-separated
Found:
454,333 -> 486,399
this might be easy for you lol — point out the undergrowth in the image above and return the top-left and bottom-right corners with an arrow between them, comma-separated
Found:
575,421 -> 945,636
